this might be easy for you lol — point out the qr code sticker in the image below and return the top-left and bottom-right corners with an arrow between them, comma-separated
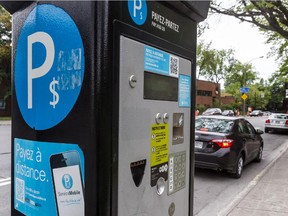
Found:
16,178 -> 25,203
169,55 -> 179,77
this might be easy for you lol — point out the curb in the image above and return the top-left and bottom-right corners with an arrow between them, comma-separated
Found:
218,141 -> 288,216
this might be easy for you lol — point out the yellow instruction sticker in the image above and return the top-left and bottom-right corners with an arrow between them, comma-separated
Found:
150,124 -> 169,167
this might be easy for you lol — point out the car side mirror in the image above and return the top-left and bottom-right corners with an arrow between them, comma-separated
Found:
256,129 -> 264,135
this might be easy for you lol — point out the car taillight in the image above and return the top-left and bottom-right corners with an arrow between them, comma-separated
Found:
265,119 -> 270,123
212,139 -> 234,148
285,120 -> 288,125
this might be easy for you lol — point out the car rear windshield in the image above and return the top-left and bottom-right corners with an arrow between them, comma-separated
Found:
271,114 -> 288,119
195,118 -> 234,133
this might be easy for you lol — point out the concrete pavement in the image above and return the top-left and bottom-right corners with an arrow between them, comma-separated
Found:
223,140 -> 288,216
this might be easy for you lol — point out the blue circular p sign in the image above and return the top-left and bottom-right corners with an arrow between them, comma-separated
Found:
15,4 -> 85,130
62,174 -> 73,190
128,0 -> 147,25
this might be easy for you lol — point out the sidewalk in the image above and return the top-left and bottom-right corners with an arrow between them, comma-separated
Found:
0,120 -> 11,126
226,142 -> 288,216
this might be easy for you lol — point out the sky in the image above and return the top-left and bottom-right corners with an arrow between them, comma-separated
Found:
198,12 -> 279,83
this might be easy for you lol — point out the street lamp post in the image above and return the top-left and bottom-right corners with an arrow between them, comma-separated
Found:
242,56 -> 264,116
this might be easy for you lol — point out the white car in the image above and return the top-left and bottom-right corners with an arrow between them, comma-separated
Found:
265,113 -> 288,133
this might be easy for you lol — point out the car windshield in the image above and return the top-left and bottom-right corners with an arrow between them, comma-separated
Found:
205,108 -> 214,112
223,110 -> 231,114
195,118 -> 234,133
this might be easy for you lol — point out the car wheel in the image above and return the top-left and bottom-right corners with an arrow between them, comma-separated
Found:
254,145 -> 263,162
264,128 -> 269,133
231,155 -> 244,179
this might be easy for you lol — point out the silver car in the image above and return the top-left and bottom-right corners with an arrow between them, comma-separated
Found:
265,113 -> 288,133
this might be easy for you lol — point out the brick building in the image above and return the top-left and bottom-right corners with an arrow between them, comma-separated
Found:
220,93 -> 235,106
196,79 -> 221,107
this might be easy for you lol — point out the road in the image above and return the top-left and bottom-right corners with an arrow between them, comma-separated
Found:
1,117 -> 287,216
194,116 -> 288,215
0,123 -> 11,216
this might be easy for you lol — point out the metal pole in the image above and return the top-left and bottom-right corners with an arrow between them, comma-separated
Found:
243,98 -> 245,116
241,56 -> 264,116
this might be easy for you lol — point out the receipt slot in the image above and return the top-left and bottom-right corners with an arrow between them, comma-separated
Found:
2,1 -> 209,215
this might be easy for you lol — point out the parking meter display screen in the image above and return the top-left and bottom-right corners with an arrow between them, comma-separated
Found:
144,72 -> 178,101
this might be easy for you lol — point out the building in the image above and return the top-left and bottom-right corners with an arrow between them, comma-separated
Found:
196,79 -> 221,108
220,92 -> 235,106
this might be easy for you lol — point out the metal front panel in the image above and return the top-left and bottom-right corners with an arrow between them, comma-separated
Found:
118,36 -> 191,216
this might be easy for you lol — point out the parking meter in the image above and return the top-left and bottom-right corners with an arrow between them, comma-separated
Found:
1,1 -> 209,215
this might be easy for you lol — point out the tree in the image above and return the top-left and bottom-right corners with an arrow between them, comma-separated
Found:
210,1 -> 288,40
210,0 -> 288,77
197,42 -> 235,105
224,59 -> 258,88
0,6 -> 11,99
197,41 -> 235,86
266,71 -> 287,111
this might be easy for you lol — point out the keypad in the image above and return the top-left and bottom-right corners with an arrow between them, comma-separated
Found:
168,151 -> 186,195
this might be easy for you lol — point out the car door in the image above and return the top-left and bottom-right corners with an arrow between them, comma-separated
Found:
245,120 -> 261,160
237,120 -> 255,163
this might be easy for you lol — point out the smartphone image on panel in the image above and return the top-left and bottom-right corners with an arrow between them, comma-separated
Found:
50,151 -> 84,216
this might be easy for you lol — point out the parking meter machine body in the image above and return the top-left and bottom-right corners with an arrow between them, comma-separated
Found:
1,1 -> 209,215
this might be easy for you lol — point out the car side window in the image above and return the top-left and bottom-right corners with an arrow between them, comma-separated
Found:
237,120 -> 251,134
245,121 -> 255,135
237,121 -> 245,134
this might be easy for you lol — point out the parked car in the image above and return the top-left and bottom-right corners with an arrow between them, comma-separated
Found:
263,111 -> 271,116
265,113 -> 288,133
222,110 -> 234,116
202,108 -> 222,116
194,116 -> 264,178
249,110 -> 263,117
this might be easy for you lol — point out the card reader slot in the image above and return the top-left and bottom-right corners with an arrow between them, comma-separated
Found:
173,113 -> 184,144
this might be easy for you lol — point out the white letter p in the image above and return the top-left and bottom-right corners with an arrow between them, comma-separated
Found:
27,32 -> 54,109
133,0 -> 142,17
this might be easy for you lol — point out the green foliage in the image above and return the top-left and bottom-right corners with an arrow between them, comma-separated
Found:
212,99 -> 221,108
0,6 -> 11,45
221,103 -> 235,110
196,40 -> 271,110
196,104 -> 206,114
0,6 -> 11,99
210,0 -> 288,110
267,71 -> 287,110
224,59 -> 258,88
197,41 -> 234,85
210,1 -> 288,40
245,84 -> 269,110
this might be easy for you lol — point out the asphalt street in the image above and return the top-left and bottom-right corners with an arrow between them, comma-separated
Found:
194,116 -> 288,215
1,117 -> 287,216
0,124 -> 11,216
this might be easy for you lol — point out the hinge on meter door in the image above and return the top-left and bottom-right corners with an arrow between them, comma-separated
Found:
130,159 -> 146,187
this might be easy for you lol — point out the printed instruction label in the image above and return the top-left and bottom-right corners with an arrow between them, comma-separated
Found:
144,46 -> 179,77
150,124 -> 169,186
179,74 -> 191,108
